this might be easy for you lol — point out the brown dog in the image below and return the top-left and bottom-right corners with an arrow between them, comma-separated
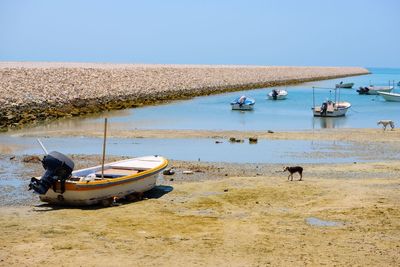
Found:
283,166 -> 303,181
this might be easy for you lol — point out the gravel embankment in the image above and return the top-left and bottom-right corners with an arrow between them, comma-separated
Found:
0,62 -> 369,129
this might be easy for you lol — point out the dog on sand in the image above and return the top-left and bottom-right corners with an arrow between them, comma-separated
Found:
377,120 -> 394,131
283,166 -> 303,181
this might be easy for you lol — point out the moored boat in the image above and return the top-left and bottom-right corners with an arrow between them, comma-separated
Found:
29,152 -> 168,206
335,82 -> 354,88
267,89 -> 288,100
357,86 -> 393,95
312,100 -> 351,117
231,95 -> 255,110
378,91 -> 400,102
312,86 -> 351,117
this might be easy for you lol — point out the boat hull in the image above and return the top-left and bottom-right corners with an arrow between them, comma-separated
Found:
231,103 -> 254,110
267,90 -> 288,100
336,83 -> 354,88
378,91 -> 400,102
38,156 -> 168,206
359,86 -> 394,95
312,108 -> 348,117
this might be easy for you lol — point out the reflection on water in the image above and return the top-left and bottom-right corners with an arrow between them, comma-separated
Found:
312,117 -> 348,129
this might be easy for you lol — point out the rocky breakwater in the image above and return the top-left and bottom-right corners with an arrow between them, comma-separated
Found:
0,62 -> 369,130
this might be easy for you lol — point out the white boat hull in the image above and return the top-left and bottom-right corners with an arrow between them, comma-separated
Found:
365,86 -> 393,95
38,156 -> 168,206
378,91 -> 400,102
267,90 -> 288,100
336,83 -> 354,88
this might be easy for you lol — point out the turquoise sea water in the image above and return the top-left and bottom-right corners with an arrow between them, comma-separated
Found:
11,67 -> 399,132
1,67 -> 399,164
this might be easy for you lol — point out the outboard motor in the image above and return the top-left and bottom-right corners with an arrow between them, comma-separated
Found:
320,102 -> 328,116
272,90 -> 278,100
29,151 -> 74,195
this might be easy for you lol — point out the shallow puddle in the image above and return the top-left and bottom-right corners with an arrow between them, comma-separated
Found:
306,217 -> 343,227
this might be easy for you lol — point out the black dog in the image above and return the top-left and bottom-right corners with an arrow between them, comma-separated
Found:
283,166 -> 303,181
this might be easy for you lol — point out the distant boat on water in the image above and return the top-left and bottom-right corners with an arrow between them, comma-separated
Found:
312,87 -> 351,117
335,82 -> 354,88
267,89 -> 288,100
357,86 -> 393,95
312,101 -> 351,117
378,91 -> 400,102
231,95 -> 255,110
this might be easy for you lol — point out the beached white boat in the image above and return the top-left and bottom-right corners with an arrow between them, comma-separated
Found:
231,95 -> 255,110
378,91 -> 400,102
312,101 -> 351,117
267,89 -> 288,100
335,82 -> 354,88
29,153 -> 168,206
357,86 -> 394,95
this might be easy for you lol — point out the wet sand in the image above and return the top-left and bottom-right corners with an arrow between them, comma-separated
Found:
0,159 -> 399,266
15,127 -> 400,143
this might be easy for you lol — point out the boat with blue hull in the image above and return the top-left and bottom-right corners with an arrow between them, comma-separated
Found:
231,95 -> 255,110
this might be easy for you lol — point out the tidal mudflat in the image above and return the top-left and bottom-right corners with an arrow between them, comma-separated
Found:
1,158 -> 399,266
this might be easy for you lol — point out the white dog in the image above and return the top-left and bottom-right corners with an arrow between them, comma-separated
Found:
377,120 -> 395,131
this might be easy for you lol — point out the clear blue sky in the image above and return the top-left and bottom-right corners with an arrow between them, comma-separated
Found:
0,0 -> 399,67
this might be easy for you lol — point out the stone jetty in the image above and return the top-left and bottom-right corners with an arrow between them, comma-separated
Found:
0,62 -> 369,129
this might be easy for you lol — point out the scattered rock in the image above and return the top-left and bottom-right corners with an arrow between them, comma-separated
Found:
22,155 -> 41,163
249,137 -> 258,143
230,137 -> 244,143
163,168 -> 175,175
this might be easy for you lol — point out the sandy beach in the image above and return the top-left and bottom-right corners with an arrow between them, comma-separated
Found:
0,156 -> 399,266
0,63 -> 368,129
1,125 -> 400,266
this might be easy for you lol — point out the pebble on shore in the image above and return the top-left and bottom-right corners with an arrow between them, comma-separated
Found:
0,62 -> 369,129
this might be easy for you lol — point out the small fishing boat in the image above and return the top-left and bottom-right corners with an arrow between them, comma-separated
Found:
378,91 -> 400,102
267,89 -> 288,100
335,82 -> 354,88
29,153 -> 168,206
231,95 -> 255,110
28,119 -> 168,206
312,87 -> 351,117
312,100 -> 351,117
357,86 -> 394,95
